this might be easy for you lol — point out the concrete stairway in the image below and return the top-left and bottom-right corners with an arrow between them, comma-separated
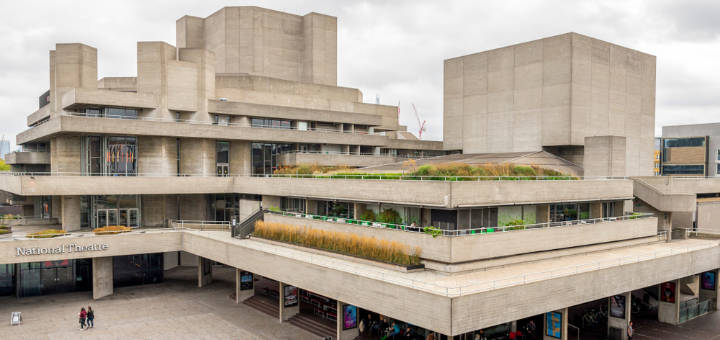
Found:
287,314 -> 335,339
243,296 -> 278,318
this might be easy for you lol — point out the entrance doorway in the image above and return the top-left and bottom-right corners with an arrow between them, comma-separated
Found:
96,208 -> 139,228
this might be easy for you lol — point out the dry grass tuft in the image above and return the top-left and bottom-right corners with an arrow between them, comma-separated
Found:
253,221 -> 421,266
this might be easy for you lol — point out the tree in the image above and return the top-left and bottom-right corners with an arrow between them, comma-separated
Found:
0,159 -> 9,171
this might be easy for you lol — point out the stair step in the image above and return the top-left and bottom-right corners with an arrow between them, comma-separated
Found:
287,314 -> 335,338
243,296 -> 279,318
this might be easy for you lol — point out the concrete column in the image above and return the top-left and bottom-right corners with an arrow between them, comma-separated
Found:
590,202 -> 603,219
230,141 -> 251,176
543,308 -> 568,340
197,257 -> 213,288
92,257 -> 113,300
61,196 -> 81,231
179,139 -> 215,176
137,136 -> 177,176
279,282 -> 299,322
336,301 -> 360,340
306,199 -> 318,215
163,251 -> 179,270
699,270 -> 720,311
658,280 -> 680,325
50,136 -> 82,174
607,292 -> 632,340
536,205 -> 550,224
235,269 -> 255,304
137,41 -> 177,122
50,43 -> 98,116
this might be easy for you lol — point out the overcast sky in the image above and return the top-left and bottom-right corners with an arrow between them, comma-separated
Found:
1,0 -> 719,147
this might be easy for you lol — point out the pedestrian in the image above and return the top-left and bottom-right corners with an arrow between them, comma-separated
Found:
78,307 -> 87,330
627,321 -> 633,340
87,306 -> 95,328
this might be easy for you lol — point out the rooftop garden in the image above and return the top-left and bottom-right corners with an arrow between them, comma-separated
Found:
253,220 -> 421,266
272,162 -> 576,181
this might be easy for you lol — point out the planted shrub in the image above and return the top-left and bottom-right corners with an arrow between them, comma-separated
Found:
94,225 -> 132,234
377,209 -> 402,225
423,226 -> 442,238
358,210 -> 376,222
253,221 -> 421,266
27,229 -> 66,238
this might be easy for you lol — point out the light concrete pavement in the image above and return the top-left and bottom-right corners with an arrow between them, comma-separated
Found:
0,266 -> 316,340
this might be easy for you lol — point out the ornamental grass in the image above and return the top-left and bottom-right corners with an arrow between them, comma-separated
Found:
253,221 -> 421,266
27,229 -> 66,238
94,225 -> 132,235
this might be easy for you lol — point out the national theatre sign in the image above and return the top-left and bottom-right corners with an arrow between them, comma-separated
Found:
16,243 -> 109,256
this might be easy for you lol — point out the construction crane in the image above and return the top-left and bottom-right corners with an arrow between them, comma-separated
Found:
411,104 -> 427,139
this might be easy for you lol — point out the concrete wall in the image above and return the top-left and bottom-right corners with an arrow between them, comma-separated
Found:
179,139 -> 215,176
177,7 -> 337,86
584,136 -> 627,177
50,43 -> 97,116
444,33 -> 656,176
697,201 -> 720,233
61,195 -> 81,231
138,136 -> 177,176
266,214 -> 658,263
50,135 -> 81,173
229,141 -> 251,176
4,152 -> 50,165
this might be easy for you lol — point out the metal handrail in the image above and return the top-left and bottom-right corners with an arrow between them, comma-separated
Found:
278,150 -> 436,159
267,210 -> 655,237
171,220 -> 231,231
232,208 -> 265,238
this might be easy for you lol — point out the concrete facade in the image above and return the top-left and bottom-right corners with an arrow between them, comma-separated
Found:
444,33 -> 656,176
92,256 -> 114,300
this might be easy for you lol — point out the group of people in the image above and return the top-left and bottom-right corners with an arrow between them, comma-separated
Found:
358,314 -> 425,339
78,306 -> 95,330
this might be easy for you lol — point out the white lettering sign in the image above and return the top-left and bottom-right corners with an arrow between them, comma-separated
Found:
16,244 -> 109,257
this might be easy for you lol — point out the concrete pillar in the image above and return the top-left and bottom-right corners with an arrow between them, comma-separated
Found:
178,49 -> 215,123
230,141 -> 251,176
50,136 -> 82,173
235,268 -> 255,304
607,292 -> 632,340
699,270 -> 720,311
179,139 -> 215,176
543,308 -> 568,340
336,301 -> 360,340
279,282 -> 299,322
92,257 -> 113,300
658,280 -> 680,325
306,199 -> 318,215
590,202 -> 603,219
163,251 -> 179,270
50,43 -> 98,116
137,136 -> 177,176
536,205 -> 550,223
61,196 -> 81,231
197,257 -> 213,288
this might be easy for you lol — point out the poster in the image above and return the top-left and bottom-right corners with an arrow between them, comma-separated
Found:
240,271 -> 253,290
343,304 -> 357,330
609,295 -> 626,319
545,311 -> 562,339
701,271 -> 716,291
661,282 -> 676,303
284,286 -> 298,307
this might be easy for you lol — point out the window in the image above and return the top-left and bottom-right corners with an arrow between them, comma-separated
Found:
251,118 -> 291,129
661,164 -> 704,175
216,141 -> 230,177
213,114 -> 230,126
602,202 -> 616,218
550,203 -> 590,222
105,107 -> 138,119
281,198 -> 306,213
82,136 -> 137,176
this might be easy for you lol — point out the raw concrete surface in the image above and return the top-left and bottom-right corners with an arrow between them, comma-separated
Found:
0,266 -> 315,340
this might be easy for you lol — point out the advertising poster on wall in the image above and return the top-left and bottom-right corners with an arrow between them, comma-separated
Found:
610,295 -> 626,319
343,304 -> 357,330
545,311 -> 562,339
240,271 -> 253,290
701,271 -> 716,291
284,285 -> 298,307
661,282 -> 676,303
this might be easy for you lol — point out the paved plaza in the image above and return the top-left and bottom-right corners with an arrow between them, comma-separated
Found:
0,266 -> 316,340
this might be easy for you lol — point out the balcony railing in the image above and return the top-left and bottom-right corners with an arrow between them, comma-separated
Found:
267,210 -> 655,237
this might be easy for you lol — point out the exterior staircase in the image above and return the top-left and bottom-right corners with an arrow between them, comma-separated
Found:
243,296 -> 278,318
287,313 -> 335,339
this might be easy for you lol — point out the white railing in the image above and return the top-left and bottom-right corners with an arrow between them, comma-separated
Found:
171,220 -> 231,231
267,210 -> 655,237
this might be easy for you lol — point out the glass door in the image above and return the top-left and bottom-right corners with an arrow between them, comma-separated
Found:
128,208 -> 139,228
107,209 -> 118,226
97,210 -> 108,228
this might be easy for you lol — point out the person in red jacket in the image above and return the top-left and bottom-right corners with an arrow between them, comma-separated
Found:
79,307 -> 87,329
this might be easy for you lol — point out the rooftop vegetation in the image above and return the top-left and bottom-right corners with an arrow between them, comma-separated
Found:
272,162 -> 575,180
253,221 -> 421,266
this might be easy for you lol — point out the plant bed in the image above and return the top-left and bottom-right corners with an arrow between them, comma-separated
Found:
26,229 -> 66,238
94,225 -> 132,235
252,221 -> 422,266
0,229 -> 10,236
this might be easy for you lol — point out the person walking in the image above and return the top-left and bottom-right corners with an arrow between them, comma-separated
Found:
627,321 -> 634,340
78,307 -> 87,330
86,306 -> 95,328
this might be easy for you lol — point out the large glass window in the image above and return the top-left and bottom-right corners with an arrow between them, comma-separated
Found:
90,195 -> 141,229
82,136 -> 137,176
84,107 -> 137,119
550,203 -> 590,222
17,259 -> 92,297
113,254 -> 163,287
251,118 -> 291,129
0,264 -> 15,296
281,197 -> 306,213
316,200 -> 353,219
251,143 -> 291,176
662,164 -> 705,175
216,141 -> 230,176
